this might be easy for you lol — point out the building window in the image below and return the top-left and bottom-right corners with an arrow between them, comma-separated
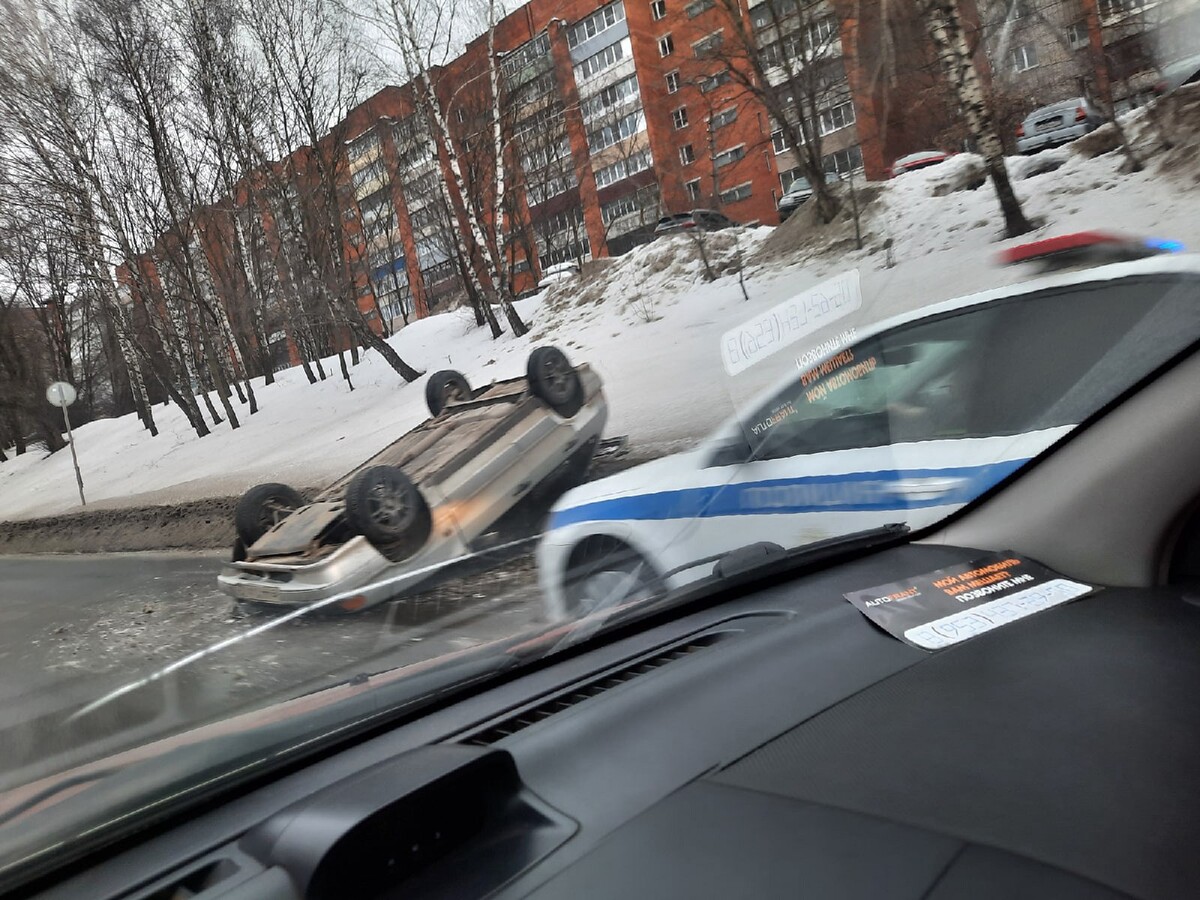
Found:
601,184 -> 660,226
587,109 -> 647,153
666,69 -> 680,93
659,34 -> 675,56
594,148 -> 654,188
651,0 -> 666,20
711,106 -> 738,129
771,128 -> 787,154
567,1 -> 627,49
672,106 -> 689,129
347,131 -> 381,163
807,15 -> 838,49
780,166 -> 805,191
685,0 -> 714,18
1066,20 -> 1089,48
823,144 -> 863,176
699,69 -> 731,93
581,74 -> 641,123
685,179 -> 702,201
1010,42 -> 1038,72
713,144 -> 745,168
817,100 -> 855,136
352,159 -> 387,192
679,144 -> 696,164
719,181 -> 752,204
1099,0 -> 1149,17
576,38 -> 630,81
693,29 -> 724,57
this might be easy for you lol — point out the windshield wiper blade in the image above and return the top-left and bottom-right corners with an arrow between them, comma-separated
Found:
673,523 -> 910,587
545,524 -> 911,656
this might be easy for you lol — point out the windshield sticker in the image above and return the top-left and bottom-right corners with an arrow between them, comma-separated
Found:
843,552 -> 1095,651
750,401 -> 798,436
795,328 -> 858,371
721,269 -> 862,376
800,352 -> 877,404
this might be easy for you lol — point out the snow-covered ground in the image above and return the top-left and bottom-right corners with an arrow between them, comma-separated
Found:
4,132 -> 1199,522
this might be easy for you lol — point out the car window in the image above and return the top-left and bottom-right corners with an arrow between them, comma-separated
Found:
739,279 -> 1192,462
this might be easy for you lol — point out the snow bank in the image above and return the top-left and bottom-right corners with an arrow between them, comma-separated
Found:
4,136 -> 1199,521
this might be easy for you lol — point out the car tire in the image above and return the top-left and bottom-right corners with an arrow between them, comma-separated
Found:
527,346 -> 583,417
234,483 -> 304,547
344,465 -> 432,560
425,370 -> 471,417
564,536 -> 664,617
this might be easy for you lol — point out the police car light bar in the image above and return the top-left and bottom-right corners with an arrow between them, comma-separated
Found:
999,231 -> 1184,270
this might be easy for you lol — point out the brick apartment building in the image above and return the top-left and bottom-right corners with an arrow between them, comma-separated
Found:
122,0 -> 1196,364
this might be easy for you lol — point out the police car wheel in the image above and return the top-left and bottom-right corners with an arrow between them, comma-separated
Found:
564,539 -> 663,616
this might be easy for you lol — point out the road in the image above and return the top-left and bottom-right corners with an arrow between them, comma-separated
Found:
0,549 -> 544,786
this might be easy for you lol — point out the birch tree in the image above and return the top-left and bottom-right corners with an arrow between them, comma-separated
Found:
914,0 -> 1033,237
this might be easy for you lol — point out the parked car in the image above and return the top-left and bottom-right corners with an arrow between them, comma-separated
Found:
1016,97 -> 1105,154
218,346 -> 607,613
537,261 -> 580,289
1155,52 -> 1200,97
654,209 -> 737,236
776,177 -> 813,222
888,150 -> 951,177
537,241 -> 1195,619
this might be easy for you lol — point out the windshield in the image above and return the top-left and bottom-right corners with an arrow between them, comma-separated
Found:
3,0 -> 1200,878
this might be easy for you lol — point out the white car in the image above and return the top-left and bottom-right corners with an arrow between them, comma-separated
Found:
537,251 -> 1200,620
537,261 -> 580,289
219,346 -> 607,613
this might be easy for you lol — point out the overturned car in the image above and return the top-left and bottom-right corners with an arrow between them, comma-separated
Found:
218,346 -> 606,613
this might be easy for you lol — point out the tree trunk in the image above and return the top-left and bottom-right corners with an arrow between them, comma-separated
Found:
337,347 -> 354,390
351,320 -> 423,382
920,0 -> 1032,238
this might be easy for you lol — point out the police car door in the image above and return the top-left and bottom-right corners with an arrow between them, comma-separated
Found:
694,311 -> 1000,558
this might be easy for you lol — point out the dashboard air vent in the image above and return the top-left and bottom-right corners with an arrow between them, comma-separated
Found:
462,631 -> 729,747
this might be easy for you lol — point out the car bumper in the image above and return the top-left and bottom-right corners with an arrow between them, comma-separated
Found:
217,534 -> 469,614
1017,123 -> 1091,153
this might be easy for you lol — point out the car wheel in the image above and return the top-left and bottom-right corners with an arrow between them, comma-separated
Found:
527,346 -> 583,417
564,537 -> 664,617
343,465 -> 432,559
425,370 -> 471,417
234,483 -> 304,546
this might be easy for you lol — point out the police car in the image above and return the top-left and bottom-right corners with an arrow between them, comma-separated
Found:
537,236 -> 1195,620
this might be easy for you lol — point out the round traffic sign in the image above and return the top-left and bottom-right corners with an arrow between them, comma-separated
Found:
46,381 -> 77,408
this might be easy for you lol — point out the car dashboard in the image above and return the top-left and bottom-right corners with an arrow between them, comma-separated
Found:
21,536 -> 1200,900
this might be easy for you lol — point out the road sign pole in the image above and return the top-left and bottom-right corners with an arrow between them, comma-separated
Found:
61,404 -> 86,507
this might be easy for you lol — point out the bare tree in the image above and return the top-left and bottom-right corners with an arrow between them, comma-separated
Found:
712,0 -> 844,222
244,0 -> 422,381
913,0 -> 1033,237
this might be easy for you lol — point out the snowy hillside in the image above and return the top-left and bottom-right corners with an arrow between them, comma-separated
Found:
4,131 -> 1200,521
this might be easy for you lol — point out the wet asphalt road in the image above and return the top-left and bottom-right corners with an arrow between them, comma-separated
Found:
0,547 -> 545,784
0,447 -> 647,784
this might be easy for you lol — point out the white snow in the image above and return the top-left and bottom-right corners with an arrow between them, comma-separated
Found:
4,140 -> 1199,521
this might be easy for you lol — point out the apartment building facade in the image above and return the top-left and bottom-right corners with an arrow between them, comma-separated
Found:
125,0 -> 1198,366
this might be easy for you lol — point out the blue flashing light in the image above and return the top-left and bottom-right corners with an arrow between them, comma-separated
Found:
1146,238 -> 1185,253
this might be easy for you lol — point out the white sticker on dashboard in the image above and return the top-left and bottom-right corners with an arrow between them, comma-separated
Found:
720,269 -> 862,376
902,578 -> 1093,650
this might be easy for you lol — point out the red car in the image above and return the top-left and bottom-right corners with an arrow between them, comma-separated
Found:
888,149 -> 952,178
